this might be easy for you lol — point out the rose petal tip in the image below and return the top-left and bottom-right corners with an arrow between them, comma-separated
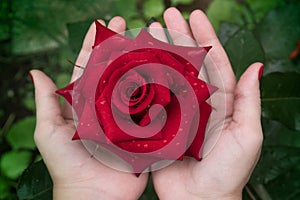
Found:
93,19 -> 117,48
72,132 -> 80,140
204,46 -> 212,52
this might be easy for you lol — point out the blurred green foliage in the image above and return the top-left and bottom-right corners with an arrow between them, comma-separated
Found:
0,0 -> 300,199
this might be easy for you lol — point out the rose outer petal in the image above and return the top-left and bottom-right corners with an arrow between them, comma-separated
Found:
185,101 -> 212,160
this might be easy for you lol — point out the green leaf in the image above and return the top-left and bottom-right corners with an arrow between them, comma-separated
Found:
108,0 -> 137,20
261,72 -> 300,131
206,0 -> 244,33
140,177 -> 159,200
55,73 -> 71,89
127,18 -> 145,29
264,168 -> 300,200
0,0 -> 10,41
0,176 -> 14,199
17,160 -> 53,200
6,116 -> 36,150
218,22 -> 241,45
254,3 -> 300,74
12,0 -> 136,54
250,146 -> 300,184
171,0 -> 193,6
0,150 -> 32,179
143,0 -> 165,19
224,28 -> 264,79
67,20 -> 92,55
246,0 -> 286,22
263,118 -> 300,148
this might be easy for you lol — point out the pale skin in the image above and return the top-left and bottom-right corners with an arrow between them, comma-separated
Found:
31,7 -> 263,200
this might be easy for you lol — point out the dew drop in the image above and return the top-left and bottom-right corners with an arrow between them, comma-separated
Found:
176,142 -> 180,145
162,139 -> 168,144
137,143 -> 141,147
193,82 -> 198,86
144,144 -> 148,148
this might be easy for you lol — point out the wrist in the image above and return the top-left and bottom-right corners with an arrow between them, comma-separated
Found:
197,193 -> 242,200
53,185 -> 102,200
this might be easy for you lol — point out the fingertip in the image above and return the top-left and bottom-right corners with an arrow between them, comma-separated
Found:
233,62 -> 264,129
108,16 -> 126,33
148,22 -> 168,42
238,62 -> 264,89
148,21 -> 163,28
163,7 -> 180,19
190,9 -> 204,19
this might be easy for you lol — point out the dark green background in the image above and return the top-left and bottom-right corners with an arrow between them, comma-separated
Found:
1,0 -> 300,199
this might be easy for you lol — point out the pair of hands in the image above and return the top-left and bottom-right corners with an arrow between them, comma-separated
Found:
31,7 -> 263,200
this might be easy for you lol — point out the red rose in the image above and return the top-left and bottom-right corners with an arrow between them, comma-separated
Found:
57,21 -> 216,175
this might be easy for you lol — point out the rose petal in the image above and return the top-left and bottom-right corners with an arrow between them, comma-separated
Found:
73,102 -> 105,142
55,82 -> 75,104
184,102 -> 212,160
185,74 -> 218,103
125,29 -> 210,76
96,95 -> 163,143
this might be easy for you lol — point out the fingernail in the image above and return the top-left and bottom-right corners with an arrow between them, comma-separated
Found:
258,65 -> 264,80
29,71 -> 34,84
147,17 -> 157,26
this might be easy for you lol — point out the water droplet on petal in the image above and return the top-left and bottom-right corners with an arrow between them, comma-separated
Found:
144,144 -> 148,148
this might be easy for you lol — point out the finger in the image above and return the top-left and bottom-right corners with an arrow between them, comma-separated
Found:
108,16 -> 126,33
231,63 -> 263,144
30,70 -> 64,125
64,20 -> 105,119
70,19 -> 105,82
148,22 -> 168,43
189,9 -> 236,90
164,7 -> 196,46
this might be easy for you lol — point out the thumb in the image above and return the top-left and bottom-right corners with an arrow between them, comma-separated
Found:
231,62 -> 264,140
30,70 -> 63,126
